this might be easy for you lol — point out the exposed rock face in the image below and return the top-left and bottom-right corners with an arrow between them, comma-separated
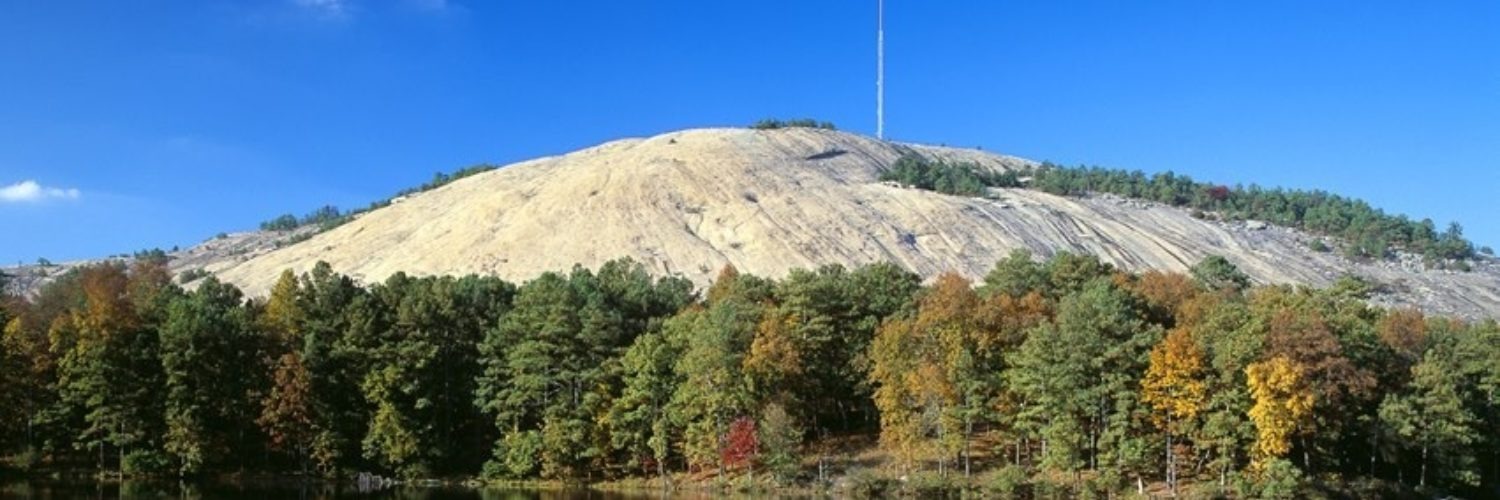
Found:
13,127 -> 1497,320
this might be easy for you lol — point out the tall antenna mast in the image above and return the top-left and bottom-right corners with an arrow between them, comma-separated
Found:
876,0 -> 885,140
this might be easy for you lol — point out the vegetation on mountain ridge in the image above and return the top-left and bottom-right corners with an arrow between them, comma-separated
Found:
878,153 -> 1480,267
1026,163 -> 1478,265
749,118 -> 837,131
259,164 -> 498,233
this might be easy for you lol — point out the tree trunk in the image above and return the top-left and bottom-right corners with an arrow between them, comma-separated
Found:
1166,430 -> 1175,495
715,414 -> 725,482
1421,445 -> 1429,488
1301,436 -> 1311,472
964,416 -> 973,478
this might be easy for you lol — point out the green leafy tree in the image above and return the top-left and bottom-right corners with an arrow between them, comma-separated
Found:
476,259 -> 687,479
296,262 -> 367,473
1190,255 -> 1251,293
353,273 -> 512,477
1378,348 -> 1481,488
979,249 -> 1048,298
1007,277 -> 1159,478
160,277 -> 262,475
758,402 -> 803,484
666,295 -> 760,478
610,329 -> 683,481
54,262 -> 173,473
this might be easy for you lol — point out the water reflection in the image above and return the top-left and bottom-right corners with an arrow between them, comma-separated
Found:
0,477 -> 683,500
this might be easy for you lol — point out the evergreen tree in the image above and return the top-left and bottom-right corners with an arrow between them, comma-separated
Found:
1379,348 -> 1481,488
355,274 -> 512,477
54,263 -> 172,473
1007,278 -> 1159,478
666,295 -> 760,477
610,329 -> 683,481
296,262 -> 367,473
160,277 -> 262,475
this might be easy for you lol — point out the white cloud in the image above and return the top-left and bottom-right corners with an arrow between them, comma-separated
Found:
0,180 -> 81,203
293,0 -> 349,18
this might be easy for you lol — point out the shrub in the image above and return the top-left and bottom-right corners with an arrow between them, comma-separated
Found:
1191,255 -> 1251,292
1031,475 -> 1076,499
392,164 -> 497,199
260,214 -> 299,232
121,449 -> 172,476
8,446 -> 42,472
757,403 -> 803,484
177,268 -> 210,283
750,118 -> 836,130
1235,459 -> 1306,500
258,165 -> 496,236
880,154 -> 1021,197
904,471 -> 964,497
985,465 -> 1030,498
488,430 -> 543,479
721,417 -> 758,470
841,467 -> 894,498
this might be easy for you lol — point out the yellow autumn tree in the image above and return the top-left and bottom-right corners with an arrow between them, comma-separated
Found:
925,273 -> 990,477
869,315 -> 944,471
869,273 -> 984,474
1246,356 -> 1316,468
744,308 -> 803,403
1141,327 -> 1207,492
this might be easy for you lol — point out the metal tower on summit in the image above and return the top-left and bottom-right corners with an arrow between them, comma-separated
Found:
876,0 -> 885,140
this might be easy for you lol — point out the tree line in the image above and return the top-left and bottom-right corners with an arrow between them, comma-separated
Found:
2,252 -> 1498,497
749,119 -> 837,131
258,164 -> 498,233
879,154 -> 1021,197
873,155 -> 1485,268
1025,164 -> 1482,266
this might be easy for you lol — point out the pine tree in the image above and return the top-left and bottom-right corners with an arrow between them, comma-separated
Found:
667,299 -> 758,477
1378,349 -> 1480,488
160,277 -> 261,475
610,329 -> 683,481
54,262 -> 172,474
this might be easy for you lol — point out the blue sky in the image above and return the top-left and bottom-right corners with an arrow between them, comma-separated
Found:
1,1 -> 1496,264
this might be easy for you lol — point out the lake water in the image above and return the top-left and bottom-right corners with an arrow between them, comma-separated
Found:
0,477 -> 676,500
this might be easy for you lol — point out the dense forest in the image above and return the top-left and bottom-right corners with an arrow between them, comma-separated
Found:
3,252 -> 1498,498
879,154 -> 1485,268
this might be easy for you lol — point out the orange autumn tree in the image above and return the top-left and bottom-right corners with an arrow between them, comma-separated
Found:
869,273 -> 999,475
1141,326 -> 1207,493
743,308 -> 803,405
869,312 -> 938,471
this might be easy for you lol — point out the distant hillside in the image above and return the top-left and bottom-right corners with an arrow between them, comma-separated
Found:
147,127 -> 1496,320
